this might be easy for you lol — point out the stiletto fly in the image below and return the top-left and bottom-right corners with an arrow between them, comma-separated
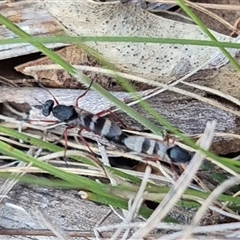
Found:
34,82 -> 123,154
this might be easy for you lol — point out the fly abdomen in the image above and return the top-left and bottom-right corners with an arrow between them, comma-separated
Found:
102,119 -> 122,138
72,110 -> 123,139
123,136 -> 161,155
167,146 -> 193,164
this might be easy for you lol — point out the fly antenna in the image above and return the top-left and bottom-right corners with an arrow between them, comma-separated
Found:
38,83 -> 59,105
33,97 -> 44,109
75,80 -> 93,107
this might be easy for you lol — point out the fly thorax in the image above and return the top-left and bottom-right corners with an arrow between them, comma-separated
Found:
52,105 -> 76,122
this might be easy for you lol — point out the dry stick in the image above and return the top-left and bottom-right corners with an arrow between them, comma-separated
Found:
95,143 -> 129,239
183,176 -> 240,238
97,221 -> 240,236
121,34 -> 240,110
0,148 -> 36,203
208,205 -> 240,221
129,120 -> 216,239
1,223 -> 240,238
181,81 -> 240,107
163,175 -> 240,240
0,135 -> 45,202
23,63 -> 240,117
22,34 -> 240,109
0,114 -> 66,130
147,0 -> 240,35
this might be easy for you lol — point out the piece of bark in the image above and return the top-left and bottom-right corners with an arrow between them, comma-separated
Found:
0,86 -> 238,155
0,0 -> 66,60
0,183 -> 121,238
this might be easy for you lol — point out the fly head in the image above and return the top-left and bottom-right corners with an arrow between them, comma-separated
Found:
41,100 -> 54,117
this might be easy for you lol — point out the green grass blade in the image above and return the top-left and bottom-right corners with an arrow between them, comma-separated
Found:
0,36 -> 239,49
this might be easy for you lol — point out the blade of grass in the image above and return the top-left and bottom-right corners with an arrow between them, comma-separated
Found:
0,36 -> 240,49
0,125 -> 95,166
0,125 -> 152,186
0,139 -> 141,206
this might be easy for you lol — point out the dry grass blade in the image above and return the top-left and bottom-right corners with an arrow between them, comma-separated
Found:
148,0 -> 240,35
130,120 -> 216,239
0,145 -> 43,203
111,165 -> 151,240
181,81 -> 240,107
163,175 -> 240,239
97,221 -> 240,238
184,0 -> 240,35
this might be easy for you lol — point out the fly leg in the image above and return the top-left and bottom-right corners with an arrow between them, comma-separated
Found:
63,126 -> 76,163
28,120 -> 59,124
75,80 -> 93,107
77,129 -> 96,156
96,109 -> 127,129
164,134 -> 176,146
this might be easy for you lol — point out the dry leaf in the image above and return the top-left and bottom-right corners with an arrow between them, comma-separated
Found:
177,0 -> 240,35
204,53 -> 240,99
41,0 -> 237,84
15,45 -> 151,91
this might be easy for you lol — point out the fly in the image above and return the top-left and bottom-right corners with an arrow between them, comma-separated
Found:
34,82 -> 123,154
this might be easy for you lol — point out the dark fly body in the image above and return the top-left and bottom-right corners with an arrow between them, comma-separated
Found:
35,84 -> 192,165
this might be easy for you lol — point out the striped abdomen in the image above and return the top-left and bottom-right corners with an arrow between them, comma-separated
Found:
123,136 -> 192,163
123,136 -> 169,158
66,107 -> 122,139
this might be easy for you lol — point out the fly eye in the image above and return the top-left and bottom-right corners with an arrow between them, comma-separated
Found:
42,100 -> 54,117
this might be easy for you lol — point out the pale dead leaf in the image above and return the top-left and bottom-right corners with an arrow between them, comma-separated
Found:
177,0 -> 240,35
41,0 -> 237,84
15,45 -> 151,91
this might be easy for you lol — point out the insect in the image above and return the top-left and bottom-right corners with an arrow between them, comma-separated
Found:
120,134 -> 192,168
119,134 -> 193,179
34,83 -> 124,155
34,83 -> 192,172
